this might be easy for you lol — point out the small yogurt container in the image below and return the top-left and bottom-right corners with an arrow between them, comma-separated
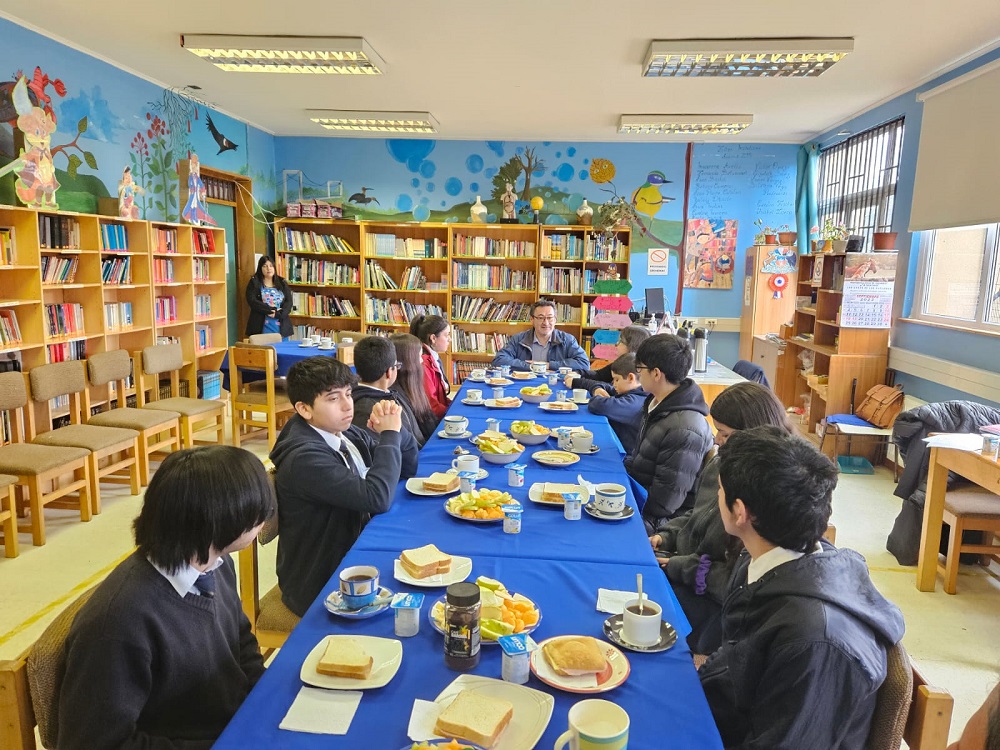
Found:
390,592 -> 424,637
563,492 -> 582,520
507,463 -> 526,488
498,633 -> 530,684
458,471 -> 478,495
502,503 -> 523,534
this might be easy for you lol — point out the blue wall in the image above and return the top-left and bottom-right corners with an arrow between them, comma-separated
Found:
814,46 -> 1000,406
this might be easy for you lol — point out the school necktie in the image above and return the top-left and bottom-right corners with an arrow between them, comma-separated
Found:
339,442 -> 359,475
194,570 -> 216,598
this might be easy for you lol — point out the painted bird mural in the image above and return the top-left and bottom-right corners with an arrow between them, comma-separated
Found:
631,170 -> 674,219
206,113 -> 238,155
348,186 -> 380,206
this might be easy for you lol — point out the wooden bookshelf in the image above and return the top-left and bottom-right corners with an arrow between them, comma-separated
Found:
777,251 -> 890,451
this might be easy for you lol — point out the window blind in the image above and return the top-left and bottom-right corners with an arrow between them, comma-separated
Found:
910,60 -> 1000,232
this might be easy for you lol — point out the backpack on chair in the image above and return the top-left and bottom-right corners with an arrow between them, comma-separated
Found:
856,385 -> 905,429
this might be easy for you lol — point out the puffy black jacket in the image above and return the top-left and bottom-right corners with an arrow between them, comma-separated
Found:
700,542 -> 905,749
624,379 -> 713,524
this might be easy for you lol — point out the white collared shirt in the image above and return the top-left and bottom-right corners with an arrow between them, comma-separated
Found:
309,424 -> 369,478
151,556 -> 225,598
747,542 -> 823,585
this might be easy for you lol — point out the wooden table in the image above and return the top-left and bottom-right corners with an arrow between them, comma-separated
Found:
917,446 -> 1000,591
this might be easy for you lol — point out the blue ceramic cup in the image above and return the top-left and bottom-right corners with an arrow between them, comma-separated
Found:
339,565 -> 379,609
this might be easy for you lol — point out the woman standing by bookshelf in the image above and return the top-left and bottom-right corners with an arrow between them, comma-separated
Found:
409,314 -> 451,419
389,333 -> 439,441
245,256 -> 292,339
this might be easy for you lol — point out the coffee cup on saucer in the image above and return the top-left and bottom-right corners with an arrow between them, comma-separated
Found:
319,337 -> 334,350
593,483 -> 626,513
530,361 -> 548,374
573,388 -> 589,403
568,430 -> 594,453
311,334 -> 322,345
471,369 -> 487,380
467,389 -> 483,403
443,415 -> 469,436
339,565 -> 379,609
622,597 -> 662,647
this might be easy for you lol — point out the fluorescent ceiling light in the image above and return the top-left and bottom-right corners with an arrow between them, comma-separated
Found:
180,35 -> 386,74
643,38 -> 853,77
619,115 -> 753,136
308,110 -> 439,134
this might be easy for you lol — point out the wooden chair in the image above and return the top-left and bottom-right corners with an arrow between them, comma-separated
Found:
27,362 -> 140,515
939,485 -> 1000,595
0,474 -> 18,558
237,478 -> 299,656
247,333 -> 282,345
865,642 -> 953,750
85,350 -> 181,487
0,587 -> 96,750
229,344 -> 294,447
0,371 -> 91,547
136,343 -> 225,449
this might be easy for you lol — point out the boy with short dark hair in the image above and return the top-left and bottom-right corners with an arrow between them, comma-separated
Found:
700,426 -> 905,749
59,446 -> 273,749
625,334 -> 713,532
581,353 -> 647,454
352,335 -> 425,446
271,356 -> 418,616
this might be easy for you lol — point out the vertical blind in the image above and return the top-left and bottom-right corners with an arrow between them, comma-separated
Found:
817,117 -> 905,247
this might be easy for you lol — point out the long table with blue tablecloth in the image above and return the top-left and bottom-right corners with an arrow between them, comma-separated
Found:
219,340 -> 350,390
214,371 -> 723,749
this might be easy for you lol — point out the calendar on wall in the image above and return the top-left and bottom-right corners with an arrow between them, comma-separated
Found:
840,253 -> 898,329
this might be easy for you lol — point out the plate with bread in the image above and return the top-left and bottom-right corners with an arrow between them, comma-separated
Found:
430,576 -> 541,642
537,400 -> 578,412
394,544 -> 472,587
483,397 -> 522,409
300,635 -> 403,690
510,371 -> 536,380
529,635 -> 630,694
530,450 -> 581,467
427,674 -> 554,749
401,740 -> 486,750
444,489 -> 519,522
407,472 -> 463,496
528,482 -> 588,506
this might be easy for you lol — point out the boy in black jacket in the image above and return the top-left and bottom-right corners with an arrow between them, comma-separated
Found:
580,353 -> 646,454
700,427 -> 905,749
625,334 -> 713,533
352,335 -> 425,447
271,356 -> 419,616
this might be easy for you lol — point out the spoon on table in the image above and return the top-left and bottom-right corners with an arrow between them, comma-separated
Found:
637,572 -> 644,615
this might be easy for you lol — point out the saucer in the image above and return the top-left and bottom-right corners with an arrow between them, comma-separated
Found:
466,376 -> 487,383
602,613 -> 678,653
324,586 -> 394,618
318,345 -> 335,350
461,398 -> 485,406
584,503 -> 634,521
298,342 -> 317,348
571,398 -> 591,405
568,445 -> 600,455
438,429 -> 473,440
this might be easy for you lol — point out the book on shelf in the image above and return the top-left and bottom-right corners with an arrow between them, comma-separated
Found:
46,340 -> 86,363
0,227 -> 16,265
40,255 -> 79,284
153,258 -> 175,283
452,235 -> 535,258
193,228 -> 217,254
450,262 -> 535,291
194,257 -> 210,282
364,260 -> 399,290
0,309 -> 22,346
195,294 -> 212,318
585,235 -> 627,261
539,266 -> 583,295
44,303 -> 85,337
154,228 -> 177,253
365,233 -> 446,259
451,358 -> 490,384
398,265 -> 429,290
100,222 -> 130,251
451,295 -> 532,324
38,214 -> 80,249
364,297 -> 443,325
104,301 -> 134,331
281,228 -> 355,254
101,256 -> 132,285
283,256 -> 359,286
195,324 -> 213,351
452,327 -> 510,355
290,292 -> 358,318
541,233 -> 583,260
155,296 -> 178,323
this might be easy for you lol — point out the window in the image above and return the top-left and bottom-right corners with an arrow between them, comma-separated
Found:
817,117 -> 905,248
912,224 -> 1000,331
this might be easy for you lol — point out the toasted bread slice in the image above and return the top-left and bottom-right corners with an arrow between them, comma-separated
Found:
494,396 -> 521,407
542,636 -> 606,677
423,472 -> 460,493
542,482 -> 583,504
316,637 -> 373,679
400,543 -> 453,579
434,690 -> 514,749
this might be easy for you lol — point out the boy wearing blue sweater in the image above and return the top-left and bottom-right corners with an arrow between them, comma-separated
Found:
580,353 -> 646,454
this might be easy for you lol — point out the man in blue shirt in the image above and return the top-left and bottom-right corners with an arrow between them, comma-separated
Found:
491,299 -> 590,372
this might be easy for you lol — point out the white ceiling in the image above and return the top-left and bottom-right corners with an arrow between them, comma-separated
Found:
4,1 -> 1000,143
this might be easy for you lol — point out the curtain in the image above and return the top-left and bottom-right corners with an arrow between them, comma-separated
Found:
796,143 -> 819,254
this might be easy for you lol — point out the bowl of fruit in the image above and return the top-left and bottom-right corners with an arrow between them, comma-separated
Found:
476,434 -> 526,464
509,420 -> 551,445
519,384 -> 553,404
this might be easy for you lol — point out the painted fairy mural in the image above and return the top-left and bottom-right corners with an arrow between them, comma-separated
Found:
118,165 -> 145,219
0,76 -> 59,208
180,152 -> 215,225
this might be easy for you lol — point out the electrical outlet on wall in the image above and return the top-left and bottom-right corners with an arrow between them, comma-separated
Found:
705,318 -> 718,330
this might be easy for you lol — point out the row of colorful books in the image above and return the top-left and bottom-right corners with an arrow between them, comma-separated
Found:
44,303 -> 85,338
0,227 -> 15,265
364,260 -> 399,290
194,258 -> 211,282
193,229 -> 217,255
101,256 -> 132,285
283,257 -> 360,286
452,235 -> 535,258
364,298 -> 443,325
46,340 -> 86,362
39,214 -> 80,250
100,222 -> 130,251
40,255 -> 79,284
195,324 -> 213,351
450,263 -> 535,292
195,294 -> 212,318
154,228 -> 177,254
540,266 -> 584,295
365,233 -> 446,259
0,309 -> 22,345
155,296 -> 179,323
451,327 -> 511,355
104,302 -> 134,331
290,293 -> 358,318
153,258 -> 176,283
450,295 -> 532,324
541,233 -> 585,260
280,228 -> 356,254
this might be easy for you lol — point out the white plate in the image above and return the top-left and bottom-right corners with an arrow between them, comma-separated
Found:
528,482 -> 588,506
437,430 -> 474,440
529,636 -> 631,694
430,674 -> 554,750
405,477 -> 458,497
485,378 -> 514,387
571,398 -> 591,405
393,555 -> 473,587
511,371 -> 537,380
465,376 -> 486,383
300,635 -> 403,690
538,401 -> 579,412
461,398 -> 486,406
444,495 -> 520,523
568,445 -> 600,455
428,595 -> 542,643
297,342 -> 317,348
531,450 -> 581,467
484,398 -> 523,409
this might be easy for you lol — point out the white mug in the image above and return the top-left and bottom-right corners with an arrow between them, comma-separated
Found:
559,366 -> 571,376
451,454 -> 480,474
573,388 -> 589,403
311,334 -> 322,344
593,483 -> 626,513
568,430 -> 594,453
471,369 -> 487,380
622,598 -> 662,648
554,699 -> 630,750
530,361 -> 548,374
319,337 -> 334,349
467,389 -> 483,403
443,415 -> 469,435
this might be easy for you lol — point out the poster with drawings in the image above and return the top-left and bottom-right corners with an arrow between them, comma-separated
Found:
840,253 -> 897,328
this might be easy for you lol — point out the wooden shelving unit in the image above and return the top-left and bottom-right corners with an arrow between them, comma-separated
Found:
777,251 -> 889,449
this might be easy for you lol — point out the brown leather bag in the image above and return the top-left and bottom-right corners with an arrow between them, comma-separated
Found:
856,385 -> 905,429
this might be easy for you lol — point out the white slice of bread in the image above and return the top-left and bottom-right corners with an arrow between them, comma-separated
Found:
434,690 -> 514,749
494,397 -> 521,407
400,543 -> 453,579
423,472 -> 460,493
542,636 -> 606,677
542,482 -> 583,503
316,638 -> 373,679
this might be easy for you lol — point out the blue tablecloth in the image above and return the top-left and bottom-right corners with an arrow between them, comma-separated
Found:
220,341 -> 348,390
214,550 -> 720,749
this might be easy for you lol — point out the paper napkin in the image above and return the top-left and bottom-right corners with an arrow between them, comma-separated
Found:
597,588 -> 639,615
279,687 -> 362,735
407,698 -> 446,743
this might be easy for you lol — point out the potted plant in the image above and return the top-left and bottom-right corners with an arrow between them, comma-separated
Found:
777,225 -> 797,246
763,225 -> 778,244
814,218 -> 849,252
753,219 -> 766,245
872,231 -> 898,250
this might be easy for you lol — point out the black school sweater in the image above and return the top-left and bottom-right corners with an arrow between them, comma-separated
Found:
58,552 -> 263,750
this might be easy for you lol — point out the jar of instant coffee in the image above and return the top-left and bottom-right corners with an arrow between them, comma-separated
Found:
443,582 -> 481,671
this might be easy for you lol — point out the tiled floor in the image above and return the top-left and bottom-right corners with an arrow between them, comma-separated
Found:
1,442 -> 997,744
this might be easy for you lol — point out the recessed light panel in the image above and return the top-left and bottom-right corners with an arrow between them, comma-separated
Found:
643,38 -> 853,77
181,35 -> 387,74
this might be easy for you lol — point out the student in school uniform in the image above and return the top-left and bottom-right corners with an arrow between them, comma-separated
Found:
580,353 -> 647,454
409,313 -> 453,420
